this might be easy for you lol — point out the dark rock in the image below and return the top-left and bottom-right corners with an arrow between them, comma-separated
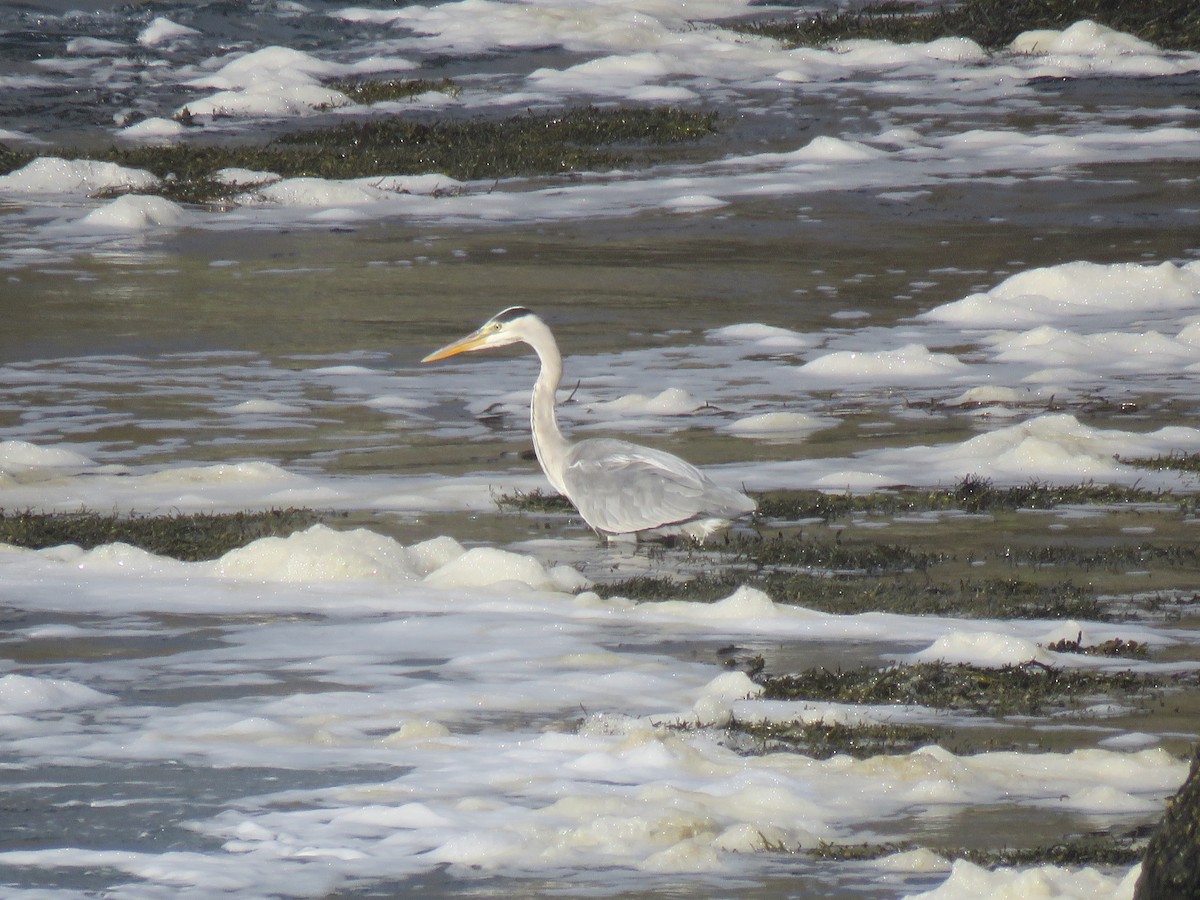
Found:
1135,748 -> 1200,899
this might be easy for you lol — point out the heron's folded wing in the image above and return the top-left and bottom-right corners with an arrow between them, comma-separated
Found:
563,439 -> 748,535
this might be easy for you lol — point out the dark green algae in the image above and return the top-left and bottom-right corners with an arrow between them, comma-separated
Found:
323,76 -> 463,106
0,507 -> 322,561
736,0 -> 1200,52
757,661 -> 1187,718
806,832 -> 1147,867
0,105 -> 719,205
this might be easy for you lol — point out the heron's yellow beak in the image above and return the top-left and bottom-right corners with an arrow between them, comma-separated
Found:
421,329 -> 489,363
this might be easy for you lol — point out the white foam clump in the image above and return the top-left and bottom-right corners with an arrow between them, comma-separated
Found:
1016,415 -> 1200,474
68,542 -> 186,576
0,157 -> 158,196
1011,20 -> 1159,58
138,16 -> 200,47
709,322 -> 814,351
921,260 -> 1200,328
724,136 -> 887,169
688,671 -> 764,727
79,195 -> 188,230
989,324 -> 1200,380
904,857 -> 1140,900
424,546 -> 583,592
333,0 -> 738,55
640,669 -> 767,728
213,525 -> 417,582
67,37 -> 126,56
876,849 -> 951,876
787,135 -> 885,163
0,673 -> 115,714
908,631 -> 1054,668
182,46 -> 415,119
362,394 -> 431,413
239,173 -> 464,208
144,461 -> 301,487
796,343 -> 969,385
107,460 -> 337,510
117,117 -> 186,143
182,47 -> 349,118
725,412 -> 834,438
796,413 -> 1200,492
0,440 -> 95,481
528,51 -> 679,94
635,585 -> 827,624
213,168 -> 282,188
1006,21 -> 1198,78
209,525 -> 583,592
190,45 -> 347,86
588,387 -> 699,416
945,386 -> 1028,406
405,534 -> 467,575
850,413 -> 1200,487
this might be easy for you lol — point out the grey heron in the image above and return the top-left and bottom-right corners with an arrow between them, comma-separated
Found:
422,307 -> 756,541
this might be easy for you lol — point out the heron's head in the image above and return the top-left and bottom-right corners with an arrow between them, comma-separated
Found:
421,307 -> 542,362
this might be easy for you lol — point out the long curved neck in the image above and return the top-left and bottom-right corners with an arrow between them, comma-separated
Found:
524,319 -> 572,495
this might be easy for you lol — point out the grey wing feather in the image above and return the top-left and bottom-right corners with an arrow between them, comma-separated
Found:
562,438 -> 755,535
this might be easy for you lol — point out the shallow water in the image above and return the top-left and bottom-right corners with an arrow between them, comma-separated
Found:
6,156 -> 1200,478
2,1 -> 1200,897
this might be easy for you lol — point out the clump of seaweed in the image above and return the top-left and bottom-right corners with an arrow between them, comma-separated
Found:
1047,631 -> 1150,659
958,836 -> 1147,868
737,0 -> 1200,52
493,488 -> 576,514
591,573 -> 740,603
263,105 -> 717,183
726,718 -> 940,759
1119,451 -> 1200,475
326,77 -> 462,105
0,507 -> 322,561
809,832 -> 1146,867
754,476 -> 1174,523
752,489 -> 913,522
0,142 -> 31,175
758,662 -> 1179,717
1128,590 -> 1200,622
758,575 -> 1106,620
0,106 -> 719,205
593,566 -> 1105,620
949,477 -> 1171,513
737,2 -> 956,47
1006,541 -> 1200,571
727,531 -> 938,573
